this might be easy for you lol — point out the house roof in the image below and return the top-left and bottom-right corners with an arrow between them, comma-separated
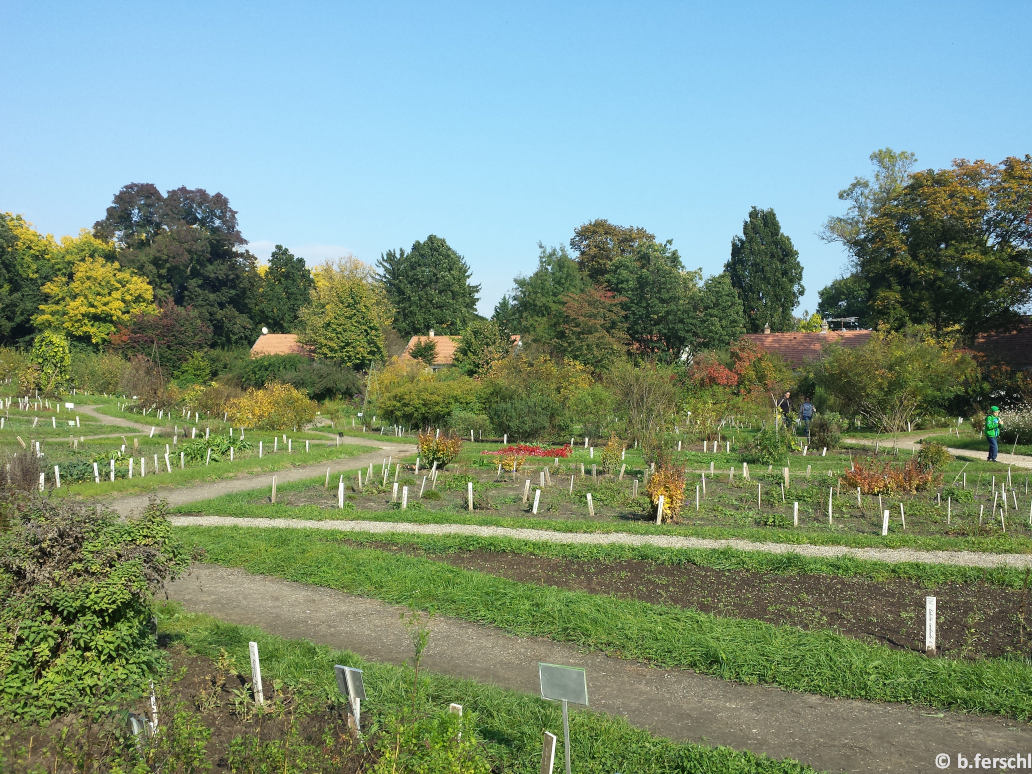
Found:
740,330 -> 873,367
402,334 -> 461,366
250,333 -> 313,358
973,318 -> 1032,371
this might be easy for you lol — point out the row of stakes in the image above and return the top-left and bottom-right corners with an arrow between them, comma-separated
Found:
28,429 -> 337,490
127,641 -> 584,774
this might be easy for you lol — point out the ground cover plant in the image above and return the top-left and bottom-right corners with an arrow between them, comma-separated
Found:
176,525 -> 1032,720
177,439 -> 1032,555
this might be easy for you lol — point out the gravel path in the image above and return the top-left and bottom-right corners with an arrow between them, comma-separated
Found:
166,563 -> 1032,774
845,435 -> 1032,469
171,514 -> 1032,569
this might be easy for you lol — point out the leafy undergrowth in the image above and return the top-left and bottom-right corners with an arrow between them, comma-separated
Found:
178,526 -> 1032,721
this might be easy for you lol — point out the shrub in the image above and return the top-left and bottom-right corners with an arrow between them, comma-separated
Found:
69,351 -> 130,394
645,465 -> 687,523
379,378 -> 479,430
417,432 -> 463,468
239,354 -> 308,389
599,435 -> 624,475
178,434 -> 253,463
173,350 -> 215,385
0,499 -> 187,721
226,382 -> 317,430
999,404 -> 1032,445
742,425 -> 793,466
808,415 -> 842,450
840,459 -> 939,495
192,382 -> 244,418
30,330 -> 71,395
447,409 -> 492,440
916,442 -> 952,472
285,359 -> 363,401
485,393 -> 554,442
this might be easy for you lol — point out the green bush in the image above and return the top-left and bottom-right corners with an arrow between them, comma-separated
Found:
807,414 -> 842,450
486,393 -> 555,442
69,351 -> 130,394
0,498 -> 187,721
916,442 -> 952,472
446,409 -> 492,439
173,350 -> 215,385
378,378 -> 479,429
239,354 -> 307,389
742,424 -> 793,466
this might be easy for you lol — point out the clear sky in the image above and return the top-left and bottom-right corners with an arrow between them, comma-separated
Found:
2,1 -> 1029,319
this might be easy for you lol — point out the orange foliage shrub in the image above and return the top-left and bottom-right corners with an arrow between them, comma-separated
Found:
840,459 -> 939,495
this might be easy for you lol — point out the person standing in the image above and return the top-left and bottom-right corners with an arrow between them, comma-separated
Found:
777,391 -> 792,425
800,396 -> 815,435
985,406 -> 1002,462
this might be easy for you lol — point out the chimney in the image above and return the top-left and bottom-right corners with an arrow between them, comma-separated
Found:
820,319 -> 829,334
763,323 -> 770,334
428,329 -> 434,338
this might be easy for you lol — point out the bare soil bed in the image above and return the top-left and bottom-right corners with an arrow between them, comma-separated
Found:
328,536 -> 1032,660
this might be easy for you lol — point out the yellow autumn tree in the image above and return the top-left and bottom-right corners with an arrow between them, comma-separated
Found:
34,250 -> 156,346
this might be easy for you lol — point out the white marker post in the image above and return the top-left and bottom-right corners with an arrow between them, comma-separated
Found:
656,495 -> 664,525
401,486 -> 408,509
793,501 -> 799,527
541,731 -> 558,774
925,596 -> 937,654
271,476 -> 277,503
249,641 -> 264,705
468,482 -> 474,511
338,477 -> 345,508
532,489 -> 541,514
882,509 -> 890,536
586,493 -> 594,517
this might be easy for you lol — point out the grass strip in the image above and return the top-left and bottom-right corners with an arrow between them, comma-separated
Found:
58,443 -> 370,497
156,603 -> 819,774
280,528 -> 1032,589
174,492 -> 1032,555
178,526 -> 1032,721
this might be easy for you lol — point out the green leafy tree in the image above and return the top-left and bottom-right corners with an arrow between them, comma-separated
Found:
570,219 -> 656,285
817,274 -> 870,323
299,259 -> 391,369
726,207 -> 804,332
555,287 -> 629,372
608,360 -> 680,463
606,241 -> 698,359
813,327 -> 977,432
822,148 -> 917,251
453,319 -> 511,376
94,184 -> 261,346
409,338 -> 438,367
257,245 -> 314,332
378,235 -> 480,337
691,272 -> 746,351
502,244 -> 587,348
30,329 -> 71,394
797,311 -> 824,332
853,156 -> 1032,337
0,213 -> 56,346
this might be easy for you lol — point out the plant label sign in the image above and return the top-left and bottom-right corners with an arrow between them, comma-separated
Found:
538,663 -> 588,706
335,664 -> 366,701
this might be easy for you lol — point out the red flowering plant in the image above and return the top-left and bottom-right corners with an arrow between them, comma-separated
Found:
482,443 -> 572,472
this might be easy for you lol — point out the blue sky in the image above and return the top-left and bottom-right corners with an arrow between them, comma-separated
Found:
2,1 -> 1029,319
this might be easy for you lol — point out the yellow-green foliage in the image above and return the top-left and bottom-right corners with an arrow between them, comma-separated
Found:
417,431 -> 463,468
599,434 -> 623,475
645,465 -> 687,522
226,382 -> 316,430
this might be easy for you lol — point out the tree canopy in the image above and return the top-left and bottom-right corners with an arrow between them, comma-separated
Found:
725,207 -> 804,332
93,184 -> 260,346
256,245 -> 314,333
378,235 -> 480,337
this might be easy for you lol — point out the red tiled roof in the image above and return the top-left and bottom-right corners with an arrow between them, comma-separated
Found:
402,334 -> 461,366
973,319 -> 1032,371
250,333 -> 313,358
740,330 -> 873,367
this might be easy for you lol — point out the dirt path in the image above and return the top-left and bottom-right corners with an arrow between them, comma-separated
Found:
76,404 -> 154,433
170,515 -> 1032,569
109,438 -> 415,518
166,564 -> 1032,774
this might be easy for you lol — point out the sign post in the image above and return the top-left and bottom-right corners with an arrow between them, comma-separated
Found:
539,663 -> 588,774
334,665 -> 367,733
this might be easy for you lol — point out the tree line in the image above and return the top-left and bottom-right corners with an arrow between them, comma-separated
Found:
1,150 -> 1029,381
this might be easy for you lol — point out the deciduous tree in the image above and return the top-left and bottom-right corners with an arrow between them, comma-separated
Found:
453,319 -> 511,376
570,219 -> 655,285
256,245 -> 314,333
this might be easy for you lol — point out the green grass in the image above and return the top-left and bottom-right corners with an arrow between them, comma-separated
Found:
174,479 -> 1032,555
178,525 -> 1032,720
269,528 -> 1032,589
157,604 -> 820,773
922,432 -> 1032,458
57,443 -> 370,497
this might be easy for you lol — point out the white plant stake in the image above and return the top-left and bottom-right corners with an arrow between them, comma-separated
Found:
925,596 -> 937,654
882,509 -> 890,536
793,501 -> 799,527
468,482 -> 474,511
532,488 -> 541,514
656,495 -> 664,524
339,477 -> 345,508
249,641 -> 264,705
586,493 -> 594,517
